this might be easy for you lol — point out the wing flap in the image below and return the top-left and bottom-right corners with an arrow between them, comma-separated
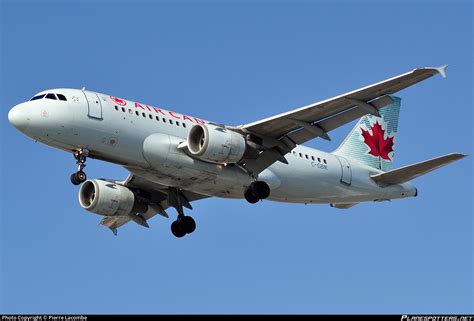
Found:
371,153 -> 466,186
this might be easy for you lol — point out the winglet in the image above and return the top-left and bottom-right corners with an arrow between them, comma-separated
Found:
415,64 -> 448,78
434,64 -> 448,78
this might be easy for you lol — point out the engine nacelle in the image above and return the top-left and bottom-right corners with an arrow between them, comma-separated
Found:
187,124 -> 246,164
78,179 -> 147,216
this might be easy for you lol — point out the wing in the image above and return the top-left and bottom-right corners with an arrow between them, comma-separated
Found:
232,65 -> 447,175
99,170 -> 210,235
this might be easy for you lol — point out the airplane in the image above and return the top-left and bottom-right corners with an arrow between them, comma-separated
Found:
8,65 -> 466,238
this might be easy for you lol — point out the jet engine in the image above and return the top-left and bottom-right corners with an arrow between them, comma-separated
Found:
187,124 -> 246,164
78,179 -> 147,216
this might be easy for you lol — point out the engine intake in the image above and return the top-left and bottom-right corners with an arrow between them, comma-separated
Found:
79,179 -> 147,216
187,124 -> 246,164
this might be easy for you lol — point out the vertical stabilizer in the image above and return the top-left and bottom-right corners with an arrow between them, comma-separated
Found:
333,95 -> 401,171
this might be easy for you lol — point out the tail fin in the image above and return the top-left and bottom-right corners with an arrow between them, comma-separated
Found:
333,95 -> 401,171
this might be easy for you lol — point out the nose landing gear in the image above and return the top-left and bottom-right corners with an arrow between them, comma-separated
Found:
70,149 -> 89,185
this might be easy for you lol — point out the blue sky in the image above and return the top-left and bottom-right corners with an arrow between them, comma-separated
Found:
1,0 -> 472,314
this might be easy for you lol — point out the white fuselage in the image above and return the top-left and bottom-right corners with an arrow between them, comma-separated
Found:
9,88 -> 417,204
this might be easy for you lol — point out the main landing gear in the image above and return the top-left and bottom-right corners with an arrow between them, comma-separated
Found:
168,188 -> 197,238
70,149 -> 89,185
244,181 -> 270,204
171,215 -> 196,238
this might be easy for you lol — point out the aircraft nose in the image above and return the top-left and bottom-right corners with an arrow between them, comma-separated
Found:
8,103 -> 30,132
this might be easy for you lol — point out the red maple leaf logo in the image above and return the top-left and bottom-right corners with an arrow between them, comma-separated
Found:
361,121 -> 394,160
110,96 -> 127,106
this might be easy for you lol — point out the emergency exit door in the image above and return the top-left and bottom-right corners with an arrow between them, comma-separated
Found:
336,156 -> 352,185
83,91 -> 103,119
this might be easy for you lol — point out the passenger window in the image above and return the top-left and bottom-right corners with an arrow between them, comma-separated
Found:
162,118 -> 166,123
293,151 -> 297,156
114,106 -> 119,111
57,94 -> 67,101
30,94 -> 45,101
305,154 -> 309,159
45,93 -> 57,100
156,116 -> 160,121
311,156 -> 315,161
299,153 -> 303,158
142,112 -> 146,118
121,107 -> 125,112
149,114 -> 153,119
317,157 -> 321,162
183,123 -> 186,128
324,159 -> 327,164
135,111 -> 139,116
128,109 -> 132,114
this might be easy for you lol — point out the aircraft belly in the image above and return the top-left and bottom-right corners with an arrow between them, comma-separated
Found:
142,133 -> 250,197
265,154 -> 398,204
267,160 -> 345,203
133,163 -> 249,198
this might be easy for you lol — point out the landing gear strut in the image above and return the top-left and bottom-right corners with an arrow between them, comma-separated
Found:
70,149 -> 89,185
244,181 -> 270,204
169,188 -> 197,238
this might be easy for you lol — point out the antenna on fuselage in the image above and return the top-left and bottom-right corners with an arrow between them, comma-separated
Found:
81,87 -> 85,91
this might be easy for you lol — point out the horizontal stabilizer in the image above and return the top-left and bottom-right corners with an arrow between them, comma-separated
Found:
371,153 -> 466,186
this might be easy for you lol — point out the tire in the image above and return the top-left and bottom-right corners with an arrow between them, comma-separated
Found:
244,188 -> 259,204
182,216 -> 196,234
76,171 -> 87,183
70,173 -> 81,185
253,181 -> 270,199
171,220 -> 186,238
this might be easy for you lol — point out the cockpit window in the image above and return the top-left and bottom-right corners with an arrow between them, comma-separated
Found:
45,93 -> 57,100
30,94 -> 45,101
57,94 -> 67,101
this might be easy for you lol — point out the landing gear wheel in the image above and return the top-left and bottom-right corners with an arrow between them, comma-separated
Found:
70,171 -> 87,185
169,188 -> 198,238
244,181 -> 270,203
244,188 -> 259,204
253,181 -> 270,200
76,171 -> 87,183
182,216 -> 196,234
171,220 -> 186,238
70,173 -> 81,185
